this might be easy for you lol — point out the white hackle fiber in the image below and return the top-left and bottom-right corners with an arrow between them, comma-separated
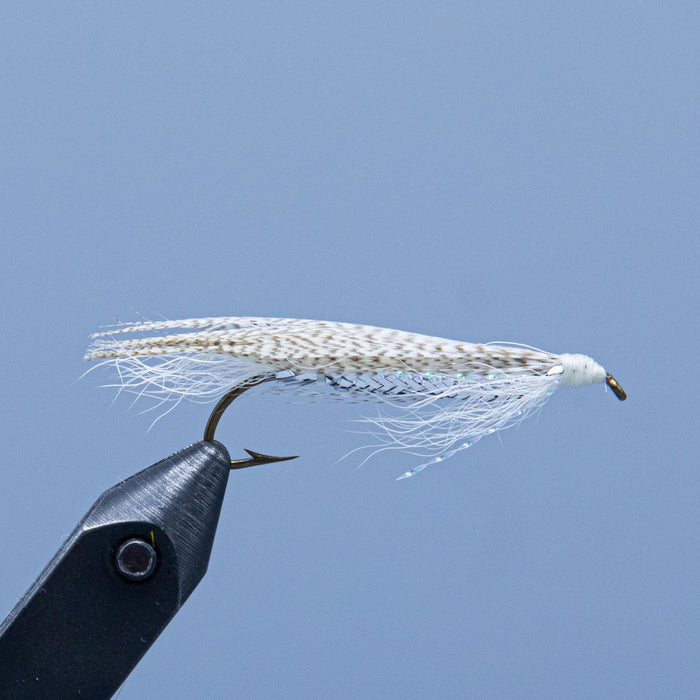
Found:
85,316 -> 611,478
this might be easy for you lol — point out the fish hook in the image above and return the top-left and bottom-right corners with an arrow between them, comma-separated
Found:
203,375 -> 299,470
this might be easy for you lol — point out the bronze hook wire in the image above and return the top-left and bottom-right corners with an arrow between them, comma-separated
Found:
203,375 -> 299,470
605,373 -> 627,401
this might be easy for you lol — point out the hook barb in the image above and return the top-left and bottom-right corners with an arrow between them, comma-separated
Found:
203,375 -> 299,469
230,449 -> 299,470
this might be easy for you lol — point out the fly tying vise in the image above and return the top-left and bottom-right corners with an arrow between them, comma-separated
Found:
85,316 -> 626,479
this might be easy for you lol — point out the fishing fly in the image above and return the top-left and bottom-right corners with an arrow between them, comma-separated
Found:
85,316 -> 626,479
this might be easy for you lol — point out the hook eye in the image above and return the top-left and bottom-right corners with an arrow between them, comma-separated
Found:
606,373 -> 627,401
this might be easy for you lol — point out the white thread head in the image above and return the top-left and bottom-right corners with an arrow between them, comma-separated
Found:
558,354 -> 606,387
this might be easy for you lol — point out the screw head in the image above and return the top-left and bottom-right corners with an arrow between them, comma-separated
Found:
115,538 -> 157,581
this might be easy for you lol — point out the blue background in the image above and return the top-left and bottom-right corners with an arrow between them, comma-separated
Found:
1,3 -> 698,698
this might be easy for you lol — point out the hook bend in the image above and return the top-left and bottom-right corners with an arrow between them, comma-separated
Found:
203,375 -> 298,469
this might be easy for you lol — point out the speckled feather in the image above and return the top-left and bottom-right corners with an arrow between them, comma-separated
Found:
88,317 -> 560,375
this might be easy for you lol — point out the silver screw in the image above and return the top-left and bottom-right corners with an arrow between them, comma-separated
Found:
115,538 -> 157,581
